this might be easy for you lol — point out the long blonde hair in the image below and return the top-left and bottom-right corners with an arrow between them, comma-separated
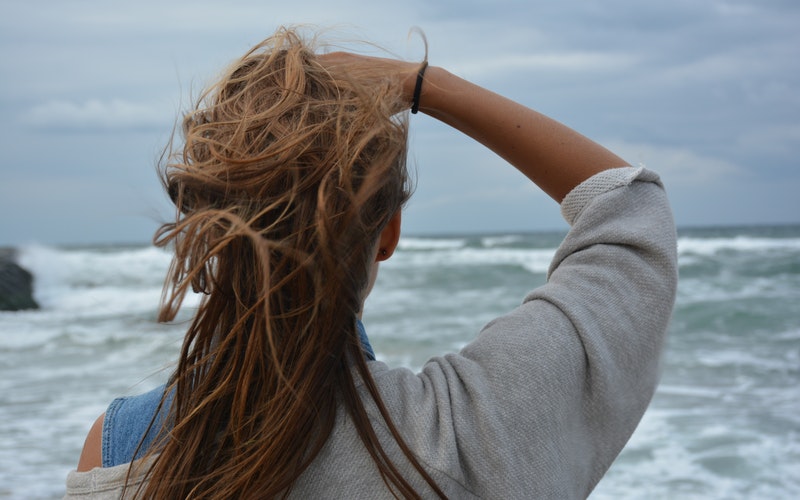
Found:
134,27 -> 443,498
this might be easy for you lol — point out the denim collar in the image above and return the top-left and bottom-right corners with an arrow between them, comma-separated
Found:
356,319 -> 375,361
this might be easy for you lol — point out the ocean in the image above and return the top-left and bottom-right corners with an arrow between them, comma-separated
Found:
1,224 -> 798,498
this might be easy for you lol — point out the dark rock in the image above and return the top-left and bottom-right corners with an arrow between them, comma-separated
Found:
0,248 -> 40,311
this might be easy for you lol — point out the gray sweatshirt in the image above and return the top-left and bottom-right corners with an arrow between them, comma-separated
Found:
64,166 -> 678,499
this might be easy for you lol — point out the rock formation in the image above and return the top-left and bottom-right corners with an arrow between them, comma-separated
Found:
0,249 -> 40,311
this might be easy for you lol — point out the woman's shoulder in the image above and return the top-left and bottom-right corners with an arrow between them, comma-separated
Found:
70,384 -> 168,497
74,384 -> 170,474
102,384 -> 171,468
76,412 -> 105,472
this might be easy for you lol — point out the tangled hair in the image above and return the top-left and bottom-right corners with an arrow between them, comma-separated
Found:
136,27 -> 442,498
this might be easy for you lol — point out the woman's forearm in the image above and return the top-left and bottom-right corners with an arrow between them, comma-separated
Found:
417,66 -> 627,202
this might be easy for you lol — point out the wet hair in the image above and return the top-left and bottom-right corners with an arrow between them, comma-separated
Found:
131,27 -> 443,498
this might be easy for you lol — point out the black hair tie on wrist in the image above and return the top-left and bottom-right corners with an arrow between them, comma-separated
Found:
411,61 -> 428,114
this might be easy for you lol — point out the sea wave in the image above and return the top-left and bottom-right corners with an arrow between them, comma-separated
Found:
397,237 -> 467,250
677,235 -> 800,256
13,245 -> 190,314
18,244 -> 171,287
480,234 -> 524,247
389,247 -> 555,274
2,226 -> 799,499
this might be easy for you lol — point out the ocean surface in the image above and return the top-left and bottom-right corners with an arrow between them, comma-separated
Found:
1,224 -> 798,499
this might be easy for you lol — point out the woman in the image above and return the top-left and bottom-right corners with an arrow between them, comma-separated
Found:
66,27 -> 677,498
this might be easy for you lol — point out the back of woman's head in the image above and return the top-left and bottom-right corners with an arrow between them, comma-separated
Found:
142,27 -> 421,498
162,27 -> 411,323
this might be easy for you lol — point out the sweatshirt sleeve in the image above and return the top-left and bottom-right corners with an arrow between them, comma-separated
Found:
369,166 -> 678,498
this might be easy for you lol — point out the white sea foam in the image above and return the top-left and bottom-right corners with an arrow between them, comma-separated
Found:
480,234 -> 523,247
677,274 -> 800,304
657,384 -> 726,399
397,237 -> 466,250
593,398 -> 800,499
19,244 -> 171,282
389,246 -> 555,274
13,245 -> 205,318
695,348 -> 794,371
677,235 -> 800,256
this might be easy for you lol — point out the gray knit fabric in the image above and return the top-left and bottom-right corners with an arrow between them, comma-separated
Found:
64,166 -> 678,499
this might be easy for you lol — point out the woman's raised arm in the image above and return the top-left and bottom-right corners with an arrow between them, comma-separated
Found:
416,66 -> 627,201
320,53 -> 627,201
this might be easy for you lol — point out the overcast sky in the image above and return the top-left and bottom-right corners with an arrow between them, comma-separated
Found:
1,0 -> 798,245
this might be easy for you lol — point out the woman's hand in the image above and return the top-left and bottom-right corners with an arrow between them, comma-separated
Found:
318,52 -> 422,108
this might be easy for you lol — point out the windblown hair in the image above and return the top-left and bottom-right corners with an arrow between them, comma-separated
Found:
137,27 -> 442,498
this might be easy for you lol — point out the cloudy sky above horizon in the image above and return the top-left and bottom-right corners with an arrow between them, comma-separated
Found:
1,0 -> 798,245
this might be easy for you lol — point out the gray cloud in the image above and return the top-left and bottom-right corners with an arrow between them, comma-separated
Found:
22,99 -> 167,132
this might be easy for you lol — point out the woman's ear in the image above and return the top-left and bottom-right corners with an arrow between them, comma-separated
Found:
376,212 -> 402,261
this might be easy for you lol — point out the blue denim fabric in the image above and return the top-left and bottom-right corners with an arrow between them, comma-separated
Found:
102,320 -> 375,467
356,318 -> 375,361
102,384 -> 173,467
